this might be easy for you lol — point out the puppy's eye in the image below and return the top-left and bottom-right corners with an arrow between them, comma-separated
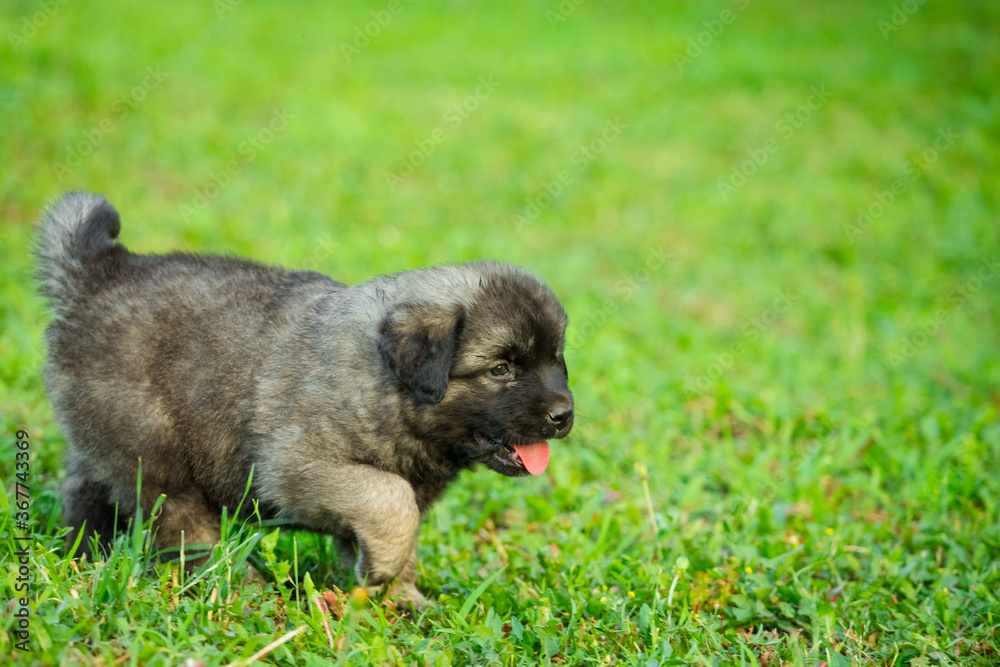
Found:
489,363 -> 509,377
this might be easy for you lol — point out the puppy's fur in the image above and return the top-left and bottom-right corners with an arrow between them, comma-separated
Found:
37,193 -> 573,607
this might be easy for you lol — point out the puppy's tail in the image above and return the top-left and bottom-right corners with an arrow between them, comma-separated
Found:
35,192 -> 122,314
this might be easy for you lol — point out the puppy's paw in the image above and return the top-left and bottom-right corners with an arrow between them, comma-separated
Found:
394,582 -> 427,615
366,581 -> 427,616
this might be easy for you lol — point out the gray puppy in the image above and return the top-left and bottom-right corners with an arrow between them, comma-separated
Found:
36,193 -> 573,608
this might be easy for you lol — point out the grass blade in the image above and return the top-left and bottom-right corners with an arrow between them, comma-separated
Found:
457,565 -> 506,622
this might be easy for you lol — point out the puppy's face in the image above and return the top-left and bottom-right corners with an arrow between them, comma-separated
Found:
378,270 -> 573,476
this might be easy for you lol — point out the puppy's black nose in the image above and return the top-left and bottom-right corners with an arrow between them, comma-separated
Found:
547,404 -> 573,429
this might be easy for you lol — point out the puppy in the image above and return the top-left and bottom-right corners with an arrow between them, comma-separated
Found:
37,193 -> 573,608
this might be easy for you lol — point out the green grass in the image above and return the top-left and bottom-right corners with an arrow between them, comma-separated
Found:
2,0 -> 1000,664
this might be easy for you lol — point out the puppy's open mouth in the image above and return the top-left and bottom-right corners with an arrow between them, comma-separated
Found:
475,432 -> 551,476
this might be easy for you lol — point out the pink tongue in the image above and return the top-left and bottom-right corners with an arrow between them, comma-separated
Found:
512,441 -> 550,475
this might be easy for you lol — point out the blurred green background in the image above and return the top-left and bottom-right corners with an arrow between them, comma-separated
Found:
2,0 -> 999,664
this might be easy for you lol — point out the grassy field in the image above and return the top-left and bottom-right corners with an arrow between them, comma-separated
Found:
2,0 -> 999,664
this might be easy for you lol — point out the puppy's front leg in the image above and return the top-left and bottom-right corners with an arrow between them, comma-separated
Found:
376,540 -> 426,612
288,463 -> 422,603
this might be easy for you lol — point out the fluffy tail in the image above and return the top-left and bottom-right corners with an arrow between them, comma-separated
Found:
35,192 -> 121,314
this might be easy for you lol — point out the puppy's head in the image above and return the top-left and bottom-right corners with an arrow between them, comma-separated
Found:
378,264 -> 573,476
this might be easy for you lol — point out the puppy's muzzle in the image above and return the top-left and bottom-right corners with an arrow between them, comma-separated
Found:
547,400 -> 573,431
541,384 -> 574,438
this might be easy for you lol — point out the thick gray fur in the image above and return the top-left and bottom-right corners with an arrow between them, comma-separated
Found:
37,192 -> 574,609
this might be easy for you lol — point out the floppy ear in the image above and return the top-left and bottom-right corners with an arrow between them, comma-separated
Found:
378,303 -> 464,405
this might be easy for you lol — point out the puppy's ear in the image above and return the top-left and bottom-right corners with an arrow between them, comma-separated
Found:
378,303 -> 464,405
